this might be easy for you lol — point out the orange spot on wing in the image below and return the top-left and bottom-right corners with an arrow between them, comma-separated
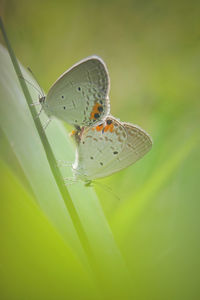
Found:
109,124 -> 114,132
90,102 -> 103,120
90,112 -> 95,119
96,124 -> 103,131
104,125 -> 109,132
102,123 -> 115,133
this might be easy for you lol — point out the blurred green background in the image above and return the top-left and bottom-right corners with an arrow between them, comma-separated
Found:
0,0 -> 200,299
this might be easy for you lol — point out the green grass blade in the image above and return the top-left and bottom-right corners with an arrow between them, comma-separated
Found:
0,43 -> 88,264
0,17 -> 93,263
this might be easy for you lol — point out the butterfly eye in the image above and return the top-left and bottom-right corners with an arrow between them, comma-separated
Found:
63,106 -> 66,109
106,119 -> 112,125
77,87 -> 81,91
61,95 -> 64,99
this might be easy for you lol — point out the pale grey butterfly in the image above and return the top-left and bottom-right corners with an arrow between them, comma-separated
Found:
71,115 -> 152,182
39,56 -> 110,128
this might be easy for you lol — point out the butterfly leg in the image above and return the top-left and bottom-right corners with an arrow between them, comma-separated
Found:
65,181 -> 76,186
57,160 -> 72,167
30,102 -> 40,106
33,106 -> 43,119
42,118 -> 51,130
64,177 -> 80,186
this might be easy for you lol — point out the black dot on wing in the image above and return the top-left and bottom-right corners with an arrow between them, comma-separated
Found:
83,142 -> 85,144
100,162 -> 103,166
90,156 -> 94,159
63,106 -> 66,109
61,95 -> 64,99
94,113 -> 100,119
77,87 -> 81,91
98,106 -> 103,112
113,151 -> 118,155
75,120 -> 77,123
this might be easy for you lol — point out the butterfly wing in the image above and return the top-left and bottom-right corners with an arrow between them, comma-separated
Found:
73,116 -> 127,180
43,56 -> 110,127
73,116 -> 152,180
97,122 -> 152,177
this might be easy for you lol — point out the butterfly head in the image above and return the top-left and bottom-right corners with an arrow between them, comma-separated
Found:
39,96 -> 46,104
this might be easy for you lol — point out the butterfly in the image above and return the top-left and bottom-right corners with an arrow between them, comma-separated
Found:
71,115 -> 152,182
39,56 -> 110,128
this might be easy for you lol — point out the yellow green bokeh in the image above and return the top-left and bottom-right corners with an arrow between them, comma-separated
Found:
1,1 -> 200,299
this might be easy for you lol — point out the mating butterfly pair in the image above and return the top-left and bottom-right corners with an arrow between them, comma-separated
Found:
39,56 -> 152,181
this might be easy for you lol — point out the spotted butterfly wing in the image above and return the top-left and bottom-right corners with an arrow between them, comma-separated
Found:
41,56 -> 110,127
72,115 -> 152,181
96,122 -> 152,177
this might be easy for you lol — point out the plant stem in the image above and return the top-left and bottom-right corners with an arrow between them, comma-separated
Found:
0,17 -> 93,265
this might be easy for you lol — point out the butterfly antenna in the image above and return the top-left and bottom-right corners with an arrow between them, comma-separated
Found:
27,67 -> 45,97
19,74 -> 43,96
57,160 -> 73,167
92,181 -> 121,201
